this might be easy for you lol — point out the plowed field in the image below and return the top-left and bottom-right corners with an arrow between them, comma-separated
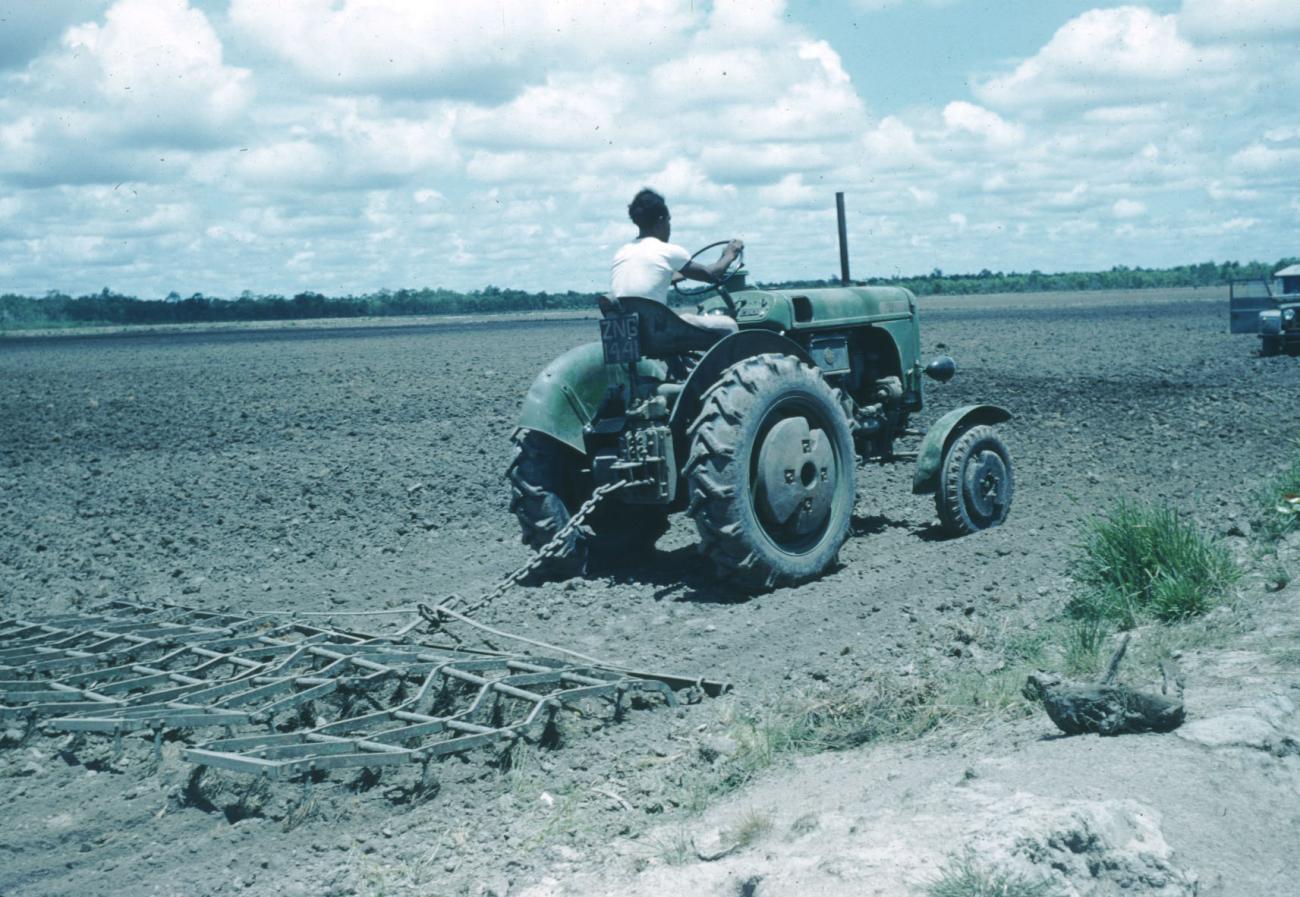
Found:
1,286 -> 1294,896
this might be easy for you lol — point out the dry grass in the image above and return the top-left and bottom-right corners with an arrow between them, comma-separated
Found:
927,850 -> 1058,897
724,808 -> 774,849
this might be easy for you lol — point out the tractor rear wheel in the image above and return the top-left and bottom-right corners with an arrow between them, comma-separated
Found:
508,431 -> 668,577
685,353 -> 855,590
934,425 -> 1013,537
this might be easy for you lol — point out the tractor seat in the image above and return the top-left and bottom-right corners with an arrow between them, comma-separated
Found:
598,295 -> 725,358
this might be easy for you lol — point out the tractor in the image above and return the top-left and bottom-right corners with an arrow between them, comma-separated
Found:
508,200 -> 1014,589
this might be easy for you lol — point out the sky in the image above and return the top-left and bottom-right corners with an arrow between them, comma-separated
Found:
0,0 -> 1297,298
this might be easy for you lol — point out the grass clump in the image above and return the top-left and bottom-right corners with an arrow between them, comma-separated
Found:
684,680 -> 939,808
927,850 -> 1057,897
647,826 -> 695,866
1069,500 -> 1238,627
724,808 -> 774,849
1062,616 -> 1108,678
1252,450 -> 1300,545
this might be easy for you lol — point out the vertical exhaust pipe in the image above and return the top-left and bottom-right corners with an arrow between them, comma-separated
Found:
836,191 -> 850,286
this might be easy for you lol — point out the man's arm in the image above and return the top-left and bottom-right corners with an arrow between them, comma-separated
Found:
679,239 -> 744,283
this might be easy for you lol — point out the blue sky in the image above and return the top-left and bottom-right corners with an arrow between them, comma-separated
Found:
0,0 -> 1297,298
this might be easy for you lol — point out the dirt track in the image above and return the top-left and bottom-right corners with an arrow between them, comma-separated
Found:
2,286 -> 1297,895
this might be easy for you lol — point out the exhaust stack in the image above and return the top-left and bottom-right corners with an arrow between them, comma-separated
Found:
836,191 -> 850,286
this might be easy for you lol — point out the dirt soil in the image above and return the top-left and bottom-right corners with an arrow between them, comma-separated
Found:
2,286 -> 1297,896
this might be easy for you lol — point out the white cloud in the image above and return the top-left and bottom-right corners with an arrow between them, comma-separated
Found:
1082,104 -> 1166,125
1048,183 -> 1090,209
976,7 -> 1236,110
1207,180 -> 1259,201
61,0 -> 251,143
699,143 -> 834,185
0,0 -> 250,189
861,116 -> 930,170
709,40 -> 867,142
457,75 -> 631,151
228,0 -> 700,101
850,0 -> 956,9
648,159 -> 737,205
1229,143 -> 1300,173
942,101 -> 1024,147
1,1 -> 1299,296
234,141 -> 332,188
1179,0 -> 1300,41
757,173 -> 822,209
909,187 -> 938,206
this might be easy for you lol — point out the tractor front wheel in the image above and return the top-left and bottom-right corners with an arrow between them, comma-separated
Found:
685,353 -> 855,590
934,425 -> 1014,537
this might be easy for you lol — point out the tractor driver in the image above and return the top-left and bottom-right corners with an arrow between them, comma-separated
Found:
610,188 -> 743,333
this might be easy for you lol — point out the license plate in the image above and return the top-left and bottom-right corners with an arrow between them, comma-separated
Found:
600,312 -> 640,365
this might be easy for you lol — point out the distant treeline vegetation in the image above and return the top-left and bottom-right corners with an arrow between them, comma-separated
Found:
0,286 -> 599,331
779,258 -> 1298,295
1,258 -> 1294,331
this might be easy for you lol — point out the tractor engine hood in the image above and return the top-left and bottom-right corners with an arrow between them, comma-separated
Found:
732,285 -> 916,330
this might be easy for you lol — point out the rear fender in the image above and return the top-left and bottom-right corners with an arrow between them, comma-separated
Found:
911,404 -> 1012,495
514,341 -> 666,454
668,329 -> 813,464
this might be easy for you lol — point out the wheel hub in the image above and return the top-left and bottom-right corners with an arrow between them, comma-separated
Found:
963,449 -> 1008,519
755,416 -> 836,536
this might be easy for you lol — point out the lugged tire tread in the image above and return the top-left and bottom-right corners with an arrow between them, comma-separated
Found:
508,431 -> 668,577
686,353 -> 853,590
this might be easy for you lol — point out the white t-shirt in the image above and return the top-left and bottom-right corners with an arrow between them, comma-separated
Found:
610,237 -> 691,303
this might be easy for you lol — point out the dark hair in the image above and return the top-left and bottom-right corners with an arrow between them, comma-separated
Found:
628,188 -> 668,229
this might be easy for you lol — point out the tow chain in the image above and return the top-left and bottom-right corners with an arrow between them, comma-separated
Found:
425,478 -> 647,625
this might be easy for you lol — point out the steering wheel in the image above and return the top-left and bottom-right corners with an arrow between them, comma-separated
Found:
673,241 -> 744,315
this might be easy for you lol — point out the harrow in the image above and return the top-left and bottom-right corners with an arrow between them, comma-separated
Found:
0,600 -> 715,783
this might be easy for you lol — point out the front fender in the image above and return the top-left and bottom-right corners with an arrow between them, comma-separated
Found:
911,404 -> 1012,495
515,341 -> 666,454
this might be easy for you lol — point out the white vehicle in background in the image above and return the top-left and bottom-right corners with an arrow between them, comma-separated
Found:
1230,263 -> 1300,356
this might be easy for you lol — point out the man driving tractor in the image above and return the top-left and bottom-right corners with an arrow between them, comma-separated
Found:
610,188 -> 743,332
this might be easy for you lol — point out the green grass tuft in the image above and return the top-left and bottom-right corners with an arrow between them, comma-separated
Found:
1069,500 -> 1238,627
1252,449 -> 1300,545
927,850 -> 1058,897
1062,616 -> 1109,678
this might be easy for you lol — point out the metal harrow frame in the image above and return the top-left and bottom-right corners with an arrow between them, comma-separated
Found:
1,601 -> 677,781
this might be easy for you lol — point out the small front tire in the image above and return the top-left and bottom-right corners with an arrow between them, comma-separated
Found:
935,425 -> 1014,537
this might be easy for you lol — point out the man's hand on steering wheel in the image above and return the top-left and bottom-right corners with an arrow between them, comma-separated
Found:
673,239 -> 745,304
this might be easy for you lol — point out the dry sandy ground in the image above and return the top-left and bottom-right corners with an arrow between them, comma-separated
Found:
522,573 -> 1300,897
1,286 -> 1298,896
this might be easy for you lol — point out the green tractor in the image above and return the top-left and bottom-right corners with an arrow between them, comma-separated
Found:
509,207 -> 1013,590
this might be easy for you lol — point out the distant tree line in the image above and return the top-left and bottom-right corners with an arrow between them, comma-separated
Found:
766,258 -> 1298,295
0,285 -> 602,331
1,258 -> 1295,331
